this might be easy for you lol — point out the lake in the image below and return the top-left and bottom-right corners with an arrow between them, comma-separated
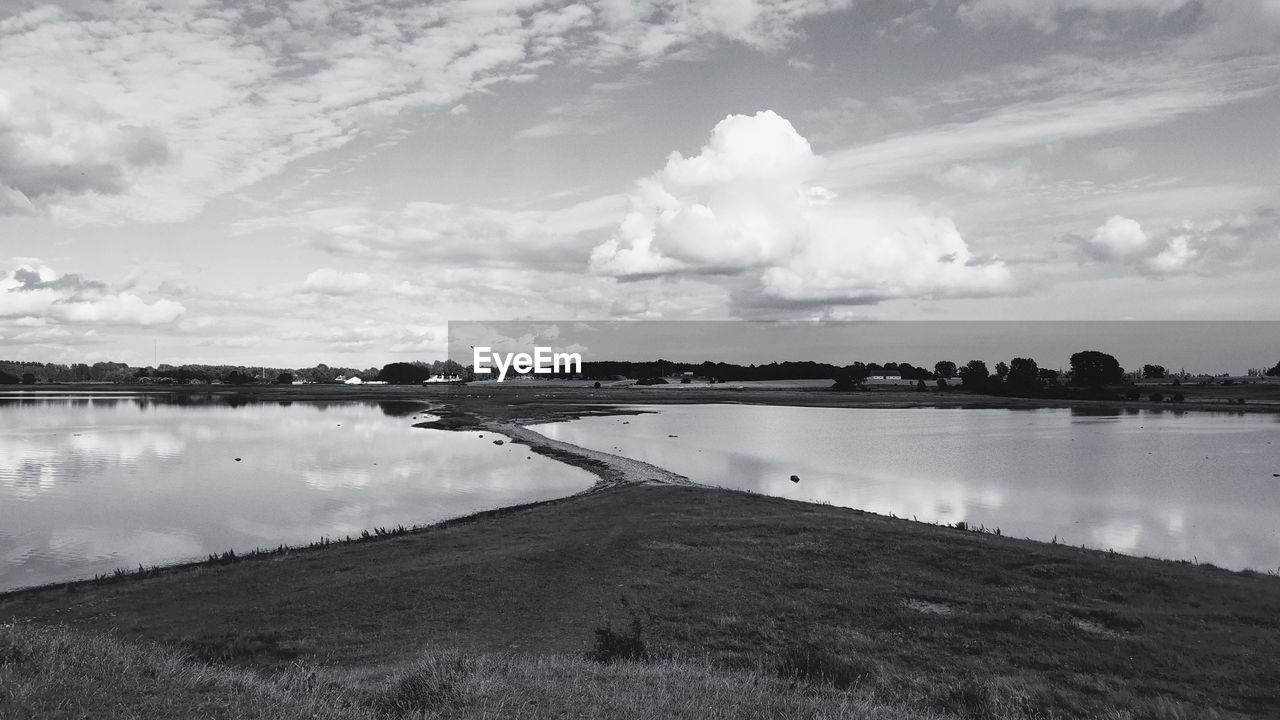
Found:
0,393 -> 594,591
531,404 -> 1280,572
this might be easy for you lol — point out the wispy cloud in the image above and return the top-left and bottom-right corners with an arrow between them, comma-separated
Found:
0,0 -> 852,224
825,54 -> 1279,186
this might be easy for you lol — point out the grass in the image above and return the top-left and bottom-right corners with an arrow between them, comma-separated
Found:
0,623 -> 931,719
2,622 -> 1232,720
4,485 -> 1278,718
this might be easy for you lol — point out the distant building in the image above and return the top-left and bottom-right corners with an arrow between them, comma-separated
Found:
344,376 -> 364,385
868,373 -> 902,381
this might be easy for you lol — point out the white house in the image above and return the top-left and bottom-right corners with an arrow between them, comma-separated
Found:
344,376 -> 364,385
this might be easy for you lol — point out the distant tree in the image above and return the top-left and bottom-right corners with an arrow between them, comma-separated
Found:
21,372 -> 36,385
1142,364 -> 1168,379
276,372 -> 295,385
1005,358 -> 1041,395
1265,361 -> 1280,377
994,361 -> 1009,383
226,370 -> 255,385
832,362 -> 869,391
916,378 -> 927,391
934,360 -> 957,379
377,362 -> 433,385
1038,368 -> 1060,383
898,362 -> 932,380
593,381 -> 601,389
958,360 -> 990,390
0,370 -> 19,384
936,378 -> 948,390
1070,351 -> 1125,387
1172,392 -> 1185,402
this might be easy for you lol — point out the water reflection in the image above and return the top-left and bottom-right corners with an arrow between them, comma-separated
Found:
533,405 -> 1280,572
0,398 -> 594,591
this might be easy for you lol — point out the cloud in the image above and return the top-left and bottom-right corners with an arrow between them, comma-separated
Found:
956,0 -> 1280,54
1085,215 -> 1153,260
1074,208 -> 1279,274
0,0 -> 851,223
196,335 -> 261,349
934,159 -> 1034,192
283,322 -> 445,355
301,269 -> 373,296
1090,146 -> 1138,173
241,194 -> 625,270
590,111 -> 1014,306
957,0 -> 1192,32
826,53 -> 1277,187
0,263 -> 185,326
1188,0 -> 1280,54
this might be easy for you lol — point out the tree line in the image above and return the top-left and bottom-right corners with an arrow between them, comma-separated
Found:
0,359 -> 472,386
3,353 -> 1276,388
835,350 -> 1130,396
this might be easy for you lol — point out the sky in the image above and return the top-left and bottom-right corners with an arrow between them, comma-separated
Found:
1,0 -> 1278,368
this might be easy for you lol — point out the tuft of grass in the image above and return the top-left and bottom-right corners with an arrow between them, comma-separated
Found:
374,652 -> 479,715
590,608 -> 651,664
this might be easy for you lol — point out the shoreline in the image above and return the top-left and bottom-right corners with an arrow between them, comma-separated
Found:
4,392 -> 1275,597
6,381 -> 1279,421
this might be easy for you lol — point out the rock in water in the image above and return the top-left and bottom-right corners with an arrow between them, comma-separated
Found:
790,474 -> 800,483
493,439 -> 504,445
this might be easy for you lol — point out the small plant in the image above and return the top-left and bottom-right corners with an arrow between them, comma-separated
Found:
589,605 -> 650,663
1149,392 -> 1164,402
1172,392 -> 1185,402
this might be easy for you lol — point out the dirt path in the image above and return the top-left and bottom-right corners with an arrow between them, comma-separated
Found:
484,421 -> 698,491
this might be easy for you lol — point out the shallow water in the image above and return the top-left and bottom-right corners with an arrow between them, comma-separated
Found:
0,394 -> 594,591
532,404 -> 1280,571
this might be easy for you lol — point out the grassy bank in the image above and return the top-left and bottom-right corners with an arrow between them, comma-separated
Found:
1,623 -> 927,720
4,485 -> 1278,718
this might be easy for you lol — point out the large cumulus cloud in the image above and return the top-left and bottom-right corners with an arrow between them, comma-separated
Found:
590,111 -> 1014,307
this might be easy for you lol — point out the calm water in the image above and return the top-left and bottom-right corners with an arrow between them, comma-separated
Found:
0,394 -> 594,591
532,405 -> 1280,571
